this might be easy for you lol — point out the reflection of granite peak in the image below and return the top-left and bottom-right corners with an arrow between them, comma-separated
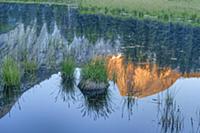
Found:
107,55 -> 200,98
0,22 -> 121,65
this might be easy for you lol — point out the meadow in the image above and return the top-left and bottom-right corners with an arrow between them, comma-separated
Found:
1,0 -> 200,25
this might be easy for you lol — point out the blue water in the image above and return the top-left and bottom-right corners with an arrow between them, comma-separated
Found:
0,71 -> 199,133
0,3 -> 200,133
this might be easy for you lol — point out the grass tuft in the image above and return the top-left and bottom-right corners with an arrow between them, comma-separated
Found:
23,60 -> 37,74
1,57 -> 21,88
61,57 -> 76,80
82,58 -> 107,83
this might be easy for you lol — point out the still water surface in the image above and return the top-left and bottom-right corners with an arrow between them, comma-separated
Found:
0,3 -> 200,133
0,71 -> 200,133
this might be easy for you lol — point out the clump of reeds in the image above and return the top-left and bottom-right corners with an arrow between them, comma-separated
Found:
61,57 -> 76,81
23,60 -> 37,74
82,58 -> 107,83
1,57 -> 21,88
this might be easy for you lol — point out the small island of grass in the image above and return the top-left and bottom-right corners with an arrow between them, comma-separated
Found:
78,58 -> 109,96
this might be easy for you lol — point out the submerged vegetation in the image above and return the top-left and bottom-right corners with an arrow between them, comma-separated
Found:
1,57 -> 21,88
61,57 -> 76,80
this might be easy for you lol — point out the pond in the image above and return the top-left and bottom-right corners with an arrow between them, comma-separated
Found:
0,3 -> 200,133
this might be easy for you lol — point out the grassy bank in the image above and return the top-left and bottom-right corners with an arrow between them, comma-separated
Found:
0,0 -> 76,5
1,0 -> 200,25
80,0 -> 200,25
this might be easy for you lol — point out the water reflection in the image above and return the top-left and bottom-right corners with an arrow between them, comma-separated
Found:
79,88 -> 114,120
121,96 -> 137,120
0,3 -> 200,133
189,109 -> 200,133
107,55 -> 200,98
0,72 -> 199,133
57,77 -> 76,105
158,90 -> 184,133
0,88 -> 21,119
0,68 -> 55,119
1,3 -> 200,71
0,55 -> 199,122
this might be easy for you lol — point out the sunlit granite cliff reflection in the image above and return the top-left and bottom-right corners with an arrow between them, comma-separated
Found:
107,55 -> 200,98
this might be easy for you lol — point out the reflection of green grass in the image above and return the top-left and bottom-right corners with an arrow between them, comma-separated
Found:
82,59 -> 107,83
61,57 -> 76,80
60,78 -> 76,102
81,89 -> 112,120
1,57 -> 21,88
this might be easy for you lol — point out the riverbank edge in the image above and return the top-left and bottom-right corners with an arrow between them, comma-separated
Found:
0,1 -> 200,27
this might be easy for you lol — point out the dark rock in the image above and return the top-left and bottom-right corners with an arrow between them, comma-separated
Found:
78,79 -> 109,96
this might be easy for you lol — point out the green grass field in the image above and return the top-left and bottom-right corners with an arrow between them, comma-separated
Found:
80,0 -> 200,25
1,0 -> 200,25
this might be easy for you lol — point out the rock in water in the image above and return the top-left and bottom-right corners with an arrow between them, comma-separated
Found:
78,79 -> 109,96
